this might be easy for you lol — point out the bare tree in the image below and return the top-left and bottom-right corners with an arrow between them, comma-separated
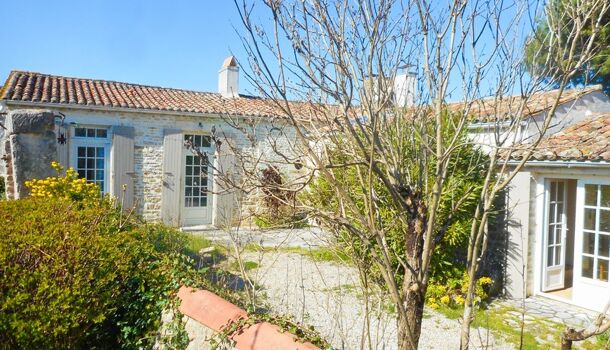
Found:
201,0 -> 610,349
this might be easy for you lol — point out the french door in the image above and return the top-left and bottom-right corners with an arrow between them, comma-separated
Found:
543,180 -> 568,291
181,134 -> 213,226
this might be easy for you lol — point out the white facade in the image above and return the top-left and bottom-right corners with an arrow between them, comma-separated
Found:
506,164 -> 610,312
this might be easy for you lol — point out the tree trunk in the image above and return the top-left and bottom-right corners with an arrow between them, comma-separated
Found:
397,186 -> 428,350
460,298 -> 475,350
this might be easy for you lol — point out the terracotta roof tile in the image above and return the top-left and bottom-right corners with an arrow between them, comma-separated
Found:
510,113 -> 610,161
449,85 -> 604,122
0,70 -> 321,120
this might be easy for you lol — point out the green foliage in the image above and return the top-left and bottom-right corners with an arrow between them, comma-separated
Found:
0,176 -> 5,200
524,0 -> 610,94
302,112 -> 491,302
426,274 -> 493,309
0,197 -> 193,349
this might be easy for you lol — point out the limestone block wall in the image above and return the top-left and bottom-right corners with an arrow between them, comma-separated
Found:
38,107 -> 302,223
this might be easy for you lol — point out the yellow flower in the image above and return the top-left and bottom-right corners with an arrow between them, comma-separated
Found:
440,295 -> 451,305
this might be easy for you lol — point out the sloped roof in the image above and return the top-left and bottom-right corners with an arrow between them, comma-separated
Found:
449,85 -> 604,122
0,70 -> 319,119
510,113 -> 610,161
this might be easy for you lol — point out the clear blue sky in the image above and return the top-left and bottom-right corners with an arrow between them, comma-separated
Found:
0,1 -> 253,93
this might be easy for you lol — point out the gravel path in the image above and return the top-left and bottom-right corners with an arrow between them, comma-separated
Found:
244,251 -> 514,350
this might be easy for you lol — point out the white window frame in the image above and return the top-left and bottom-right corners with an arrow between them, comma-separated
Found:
70,125 -> 112,194
576,181 -> 610,285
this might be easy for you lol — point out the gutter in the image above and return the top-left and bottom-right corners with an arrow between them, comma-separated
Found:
505,160 -> 610,169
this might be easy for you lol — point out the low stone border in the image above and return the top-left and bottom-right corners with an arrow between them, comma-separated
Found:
177,286 -> 320,350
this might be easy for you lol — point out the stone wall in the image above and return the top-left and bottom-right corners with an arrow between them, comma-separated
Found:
15,107 -> 301,223
2,110 -> 57,199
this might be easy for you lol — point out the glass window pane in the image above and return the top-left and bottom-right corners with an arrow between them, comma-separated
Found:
583,231 -> 596,254
601,210 -> 610,233
201,198 -> 207,207
599,259 -> 609,282
78,147 -> 86,157
585,184 -> 598,206
186,156 -> 193,165
193,167 -> 200,176
96,170 -> 104,180
599,234 -> 610,258
98,181 -> 104,191
185,188 -> 192,196
202,136 -> 211,147
75,128 -> 86,137
555,226 -> 562,245
96,129 -> 107,138
582,256 -> 594,278
555,246 -> 562,266
78,170 -> 86,178
584,209 -> 597,230
550,182 -> 557,201
186,167 -> 192,175
193,156 -> 200,165
557,182 -> 564,200
548,226 -> 555,245
193,198 -> 200,207
86,158 -> 94,168
185,198 -> 191,207
602,185 -> 610,208
86,170 -> 94,180
77,158 -> 85,168
87,129 -> 95,137
547,246 -> 554,266
185,177 -> 192,186
96,148 -> 104,157
96,159 -> 104,168
87,147 -> 95,157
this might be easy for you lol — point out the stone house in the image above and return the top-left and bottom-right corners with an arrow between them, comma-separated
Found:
0,57 -> 309,228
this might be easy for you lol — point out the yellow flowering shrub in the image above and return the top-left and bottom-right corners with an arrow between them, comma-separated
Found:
426,273 -> 493,309
25,161 -> 100,201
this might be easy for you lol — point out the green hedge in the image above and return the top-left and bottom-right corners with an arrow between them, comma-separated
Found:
0,197 -> 192,349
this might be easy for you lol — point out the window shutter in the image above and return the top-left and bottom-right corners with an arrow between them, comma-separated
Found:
161,129 -> 183,226
111,126 -> 135,209
56,123 -> 69,173
213,137 -> 238,228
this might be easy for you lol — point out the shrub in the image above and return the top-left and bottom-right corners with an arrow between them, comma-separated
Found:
302,112 -> 494,307
0,197 -> 193,349
25,161 -> 100,202
255,166 -> 306,228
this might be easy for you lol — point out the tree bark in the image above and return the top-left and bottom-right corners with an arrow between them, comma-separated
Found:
397,187 -> 428,350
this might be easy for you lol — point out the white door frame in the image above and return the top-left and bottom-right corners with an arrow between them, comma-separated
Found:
180,134 -> 214,226
542,179 -> 568,291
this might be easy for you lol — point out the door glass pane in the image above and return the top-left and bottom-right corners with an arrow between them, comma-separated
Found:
547,246 -> 554,267
555,246 -> 562,265
601,210 -> 610,233
585,184 -> 598,206
598,259 -> 609,282
602,185 -> 610,208
598,234 -> 610,258
584,209 -> 596,230
583,231 -> 595,254
184,154 -> 208,208
550,182 -> 557,201
582,256 -> 594,278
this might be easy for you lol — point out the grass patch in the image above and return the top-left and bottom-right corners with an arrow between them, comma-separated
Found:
433,304 -> 607,350
184,234 -> 227,262
229,260 -> 260,272
243,244 -> 351,264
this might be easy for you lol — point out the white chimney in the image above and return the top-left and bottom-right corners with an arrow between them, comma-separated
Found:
393,69 -> 417,107
218,56 -> 239,98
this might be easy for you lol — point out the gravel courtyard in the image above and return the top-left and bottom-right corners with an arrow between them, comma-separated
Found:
242,250 -> 514,350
